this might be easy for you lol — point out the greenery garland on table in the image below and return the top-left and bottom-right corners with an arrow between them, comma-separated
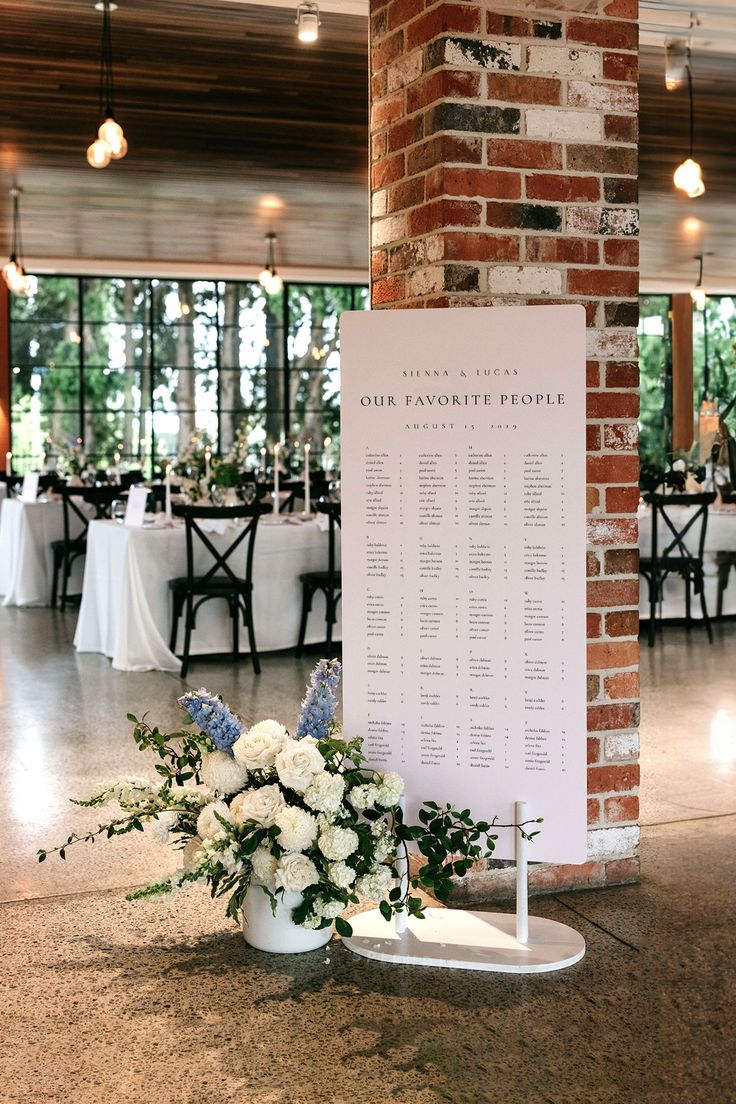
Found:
39,661 -> 541,937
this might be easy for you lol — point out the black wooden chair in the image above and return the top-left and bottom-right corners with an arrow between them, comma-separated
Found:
51,485 -> 120,609
296,500 -> 341,654
639,491 -> 717,646
120,469 -> 144,489
715,489 -> 736,618
0,474 -> 24,497
169,503 -> 265,679
1,473 -> 59,497
256,479 -> 304,514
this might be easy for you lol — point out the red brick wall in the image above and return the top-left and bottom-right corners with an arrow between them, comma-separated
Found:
369,0 -> 640,895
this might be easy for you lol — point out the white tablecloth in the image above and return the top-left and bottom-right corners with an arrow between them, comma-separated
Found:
74,517 -> 342,671
0,498 -> 86,607
638,502 -> 736,619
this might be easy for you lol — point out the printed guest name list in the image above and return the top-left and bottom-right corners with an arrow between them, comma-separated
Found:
340,305 -> 588,863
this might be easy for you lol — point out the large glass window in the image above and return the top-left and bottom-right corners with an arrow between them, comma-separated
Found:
9,275 -> 367,473
638,293 -> 736,475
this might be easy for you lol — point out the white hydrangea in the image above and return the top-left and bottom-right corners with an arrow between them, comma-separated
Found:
318,825 -> 359,861
274,805 -> 318,852
356,864 -> 394,901
314,897 -> 346,920
251,844 -> 278,889
150,809 -> 177,843
199,751 -> 249,796
196,800 -> 232,841
182,836 -> 205,873
232,719 -> 287,771
275,736 -> 325,794
328,861 -> 356,889
303,772 -> 346,814
376,771 -> 404,807
275,851 -> 320,893
230,784 -> 285,828
371,822 -> 395,863
348,783 -> 379,810
301,913 -> 322,929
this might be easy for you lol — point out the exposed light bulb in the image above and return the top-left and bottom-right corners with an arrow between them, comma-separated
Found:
2,259 -> 22,289
87,137 -> 112,168
674,157 -> 705,198
265,272 -> 283,295
691,286 -> 707,311
98,119 -> 128,159
258,267 -> 273,288
296,2 -> 320,42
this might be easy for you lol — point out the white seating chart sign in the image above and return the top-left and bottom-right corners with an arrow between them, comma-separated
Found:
340,305 -> 587,863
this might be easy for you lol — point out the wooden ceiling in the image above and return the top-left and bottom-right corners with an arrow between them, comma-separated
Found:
1,1 -> 736,286
0,0 -> 370,273
639,43 -> 736,291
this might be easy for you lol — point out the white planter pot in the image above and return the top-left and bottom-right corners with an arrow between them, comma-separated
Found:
242,885 -> 331,954
222,487 -> 239,506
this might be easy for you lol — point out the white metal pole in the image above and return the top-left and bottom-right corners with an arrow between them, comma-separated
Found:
394,794 -> 409,936
515,799 -> 529,945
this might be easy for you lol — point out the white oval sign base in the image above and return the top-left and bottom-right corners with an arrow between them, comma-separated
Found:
342,908 -> 586,974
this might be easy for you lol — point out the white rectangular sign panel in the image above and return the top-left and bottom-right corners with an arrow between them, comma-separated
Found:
124,486 -> 149,527
20,472 -> 39,502
340,305 -> 587,863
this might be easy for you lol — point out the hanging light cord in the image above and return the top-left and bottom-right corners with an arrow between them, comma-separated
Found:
98,0 -> 116,119
10,189 -> 22,265
687,51 -> 694,161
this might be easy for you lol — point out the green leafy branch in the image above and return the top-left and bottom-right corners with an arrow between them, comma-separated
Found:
127,713 -> 210,788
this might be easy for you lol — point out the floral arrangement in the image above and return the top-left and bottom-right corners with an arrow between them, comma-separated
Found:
39,661 -> 539,937
640,451 -> 706,494
55,439 -> 87,477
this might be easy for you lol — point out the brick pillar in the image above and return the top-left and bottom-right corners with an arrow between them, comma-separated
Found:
369,0 -> 640,895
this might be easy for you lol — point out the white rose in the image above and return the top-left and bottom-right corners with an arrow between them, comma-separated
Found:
182,836 -> 205,873
275,737 -> 325,794
318,825 -> 359,861
251,844 -> 278,889
196,800 -> 232,841
356,864 -> 393,901
199,750 -> 249,796
275,851 -> 320,893
303,772 -> 346,814
230,784 -> 285,828
233,719 -> 288,771
328,860 -> 357,889
274,805 -> 318,852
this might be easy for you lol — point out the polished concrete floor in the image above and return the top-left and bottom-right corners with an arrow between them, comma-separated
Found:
1,607 -> 734,1103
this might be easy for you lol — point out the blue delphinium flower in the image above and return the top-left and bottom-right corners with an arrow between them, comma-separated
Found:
178,689 -> 242,753
296,659 -> 342,741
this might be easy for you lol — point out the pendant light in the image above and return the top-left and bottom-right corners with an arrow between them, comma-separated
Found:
258,233 -> 284,295
296,2 -> 320,43
673,51 -> 704,199
664,37 -> 688,92
2,188 -> 37,298
86,0 -> 128,169
690,253 -> 707,312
